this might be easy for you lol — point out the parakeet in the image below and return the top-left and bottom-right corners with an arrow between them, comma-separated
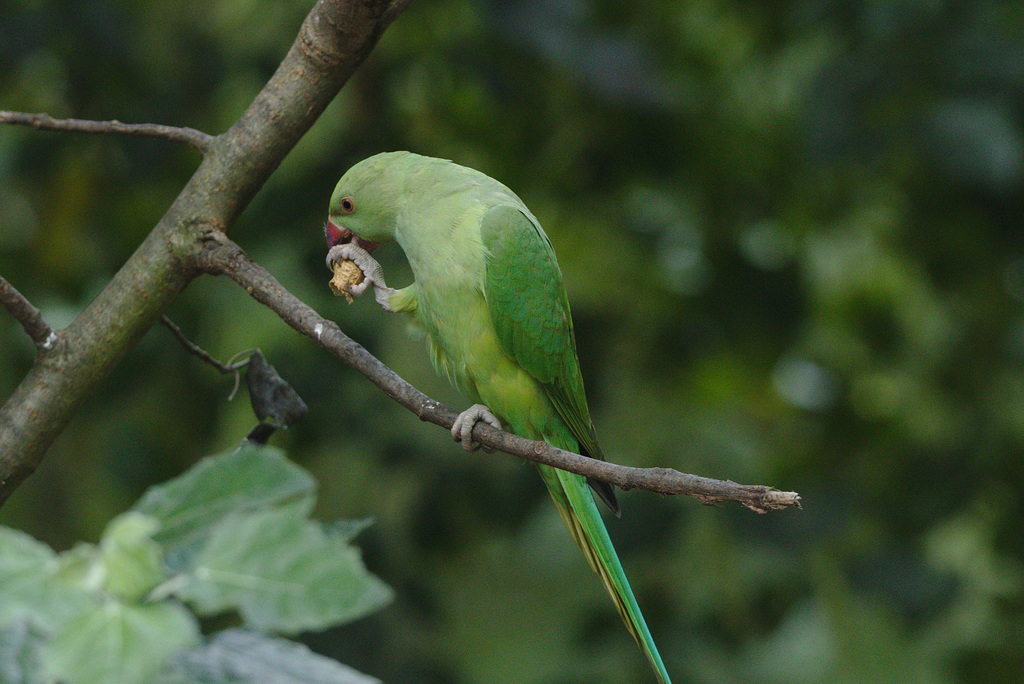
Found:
325,151 -> 671,683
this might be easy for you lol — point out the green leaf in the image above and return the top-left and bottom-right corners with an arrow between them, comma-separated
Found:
45,601 -> 200,684
0,526 -> 55,559
0,526 -> 58,588
157,629 -> 381,684
0,528 -> 95,628
45,513 -> 168,602
0,528 -> 57,602
99,512 -> 168,601
132,444 -> 317,567
174,507 -> 393,633
52,542 -> 105,591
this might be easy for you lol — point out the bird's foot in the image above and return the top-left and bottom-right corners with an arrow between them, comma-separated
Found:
451,404 -> 501,452
326,243 -> 396,312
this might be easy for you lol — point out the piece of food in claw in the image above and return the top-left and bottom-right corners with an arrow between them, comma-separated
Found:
329,259 -> 364,304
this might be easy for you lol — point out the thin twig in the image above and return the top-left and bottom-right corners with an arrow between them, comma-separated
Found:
0,110 -> 213,153
160,315 -> 249,399
197,233 -> 801,513
159,315 -> 246,373
0,276 -> 55,350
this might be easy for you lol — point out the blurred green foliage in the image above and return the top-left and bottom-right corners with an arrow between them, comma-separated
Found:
2,0 -> 1023,682
0,445 -> 390,684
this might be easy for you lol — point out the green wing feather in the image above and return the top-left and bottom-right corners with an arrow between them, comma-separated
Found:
480,205 -> 671,683
479,205 -> 617,509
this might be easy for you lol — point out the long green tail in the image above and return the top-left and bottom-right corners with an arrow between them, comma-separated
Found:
537,463 -> 672,684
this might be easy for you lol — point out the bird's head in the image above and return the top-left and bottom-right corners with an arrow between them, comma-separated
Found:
326,152 -> 410,251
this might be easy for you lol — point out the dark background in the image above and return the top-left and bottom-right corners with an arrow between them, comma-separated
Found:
2,1 -> 1022,682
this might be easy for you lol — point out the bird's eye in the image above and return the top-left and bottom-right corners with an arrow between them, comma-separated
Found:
339,197 -> 355,214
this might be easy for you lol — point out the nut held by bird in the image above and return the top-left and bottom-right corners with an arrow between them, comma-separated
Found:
329,258 -> 364,304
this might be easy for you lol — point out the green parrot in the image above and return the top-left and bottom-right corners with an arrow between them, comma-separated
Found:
325,151 -> 671,683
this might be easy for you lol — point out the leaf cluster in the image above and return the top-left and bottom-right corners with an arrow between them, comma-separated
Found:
0,445 -> 391,684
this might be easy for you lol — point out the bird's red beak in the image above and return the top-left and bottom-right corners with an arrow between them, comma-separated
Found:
325,219 -> 379,253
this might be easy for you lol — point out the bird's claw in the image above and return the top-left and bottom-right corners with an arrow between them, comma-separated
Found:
452,404 -> 501,452
326,243 -> 395,311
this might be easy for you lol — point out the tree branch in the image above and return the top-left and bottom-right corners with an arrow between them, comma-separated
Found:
0,0 -> 412,507
0,110 -> 213,153
0,277 -> 55,350
197,232 -> 801,513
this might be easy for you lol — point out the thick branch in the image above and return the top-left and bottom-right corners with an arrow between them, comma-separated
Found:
0,277 -> 55,350
0,0 -> 412,506
198,234 -> 801,513
0,111 -> 212,153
